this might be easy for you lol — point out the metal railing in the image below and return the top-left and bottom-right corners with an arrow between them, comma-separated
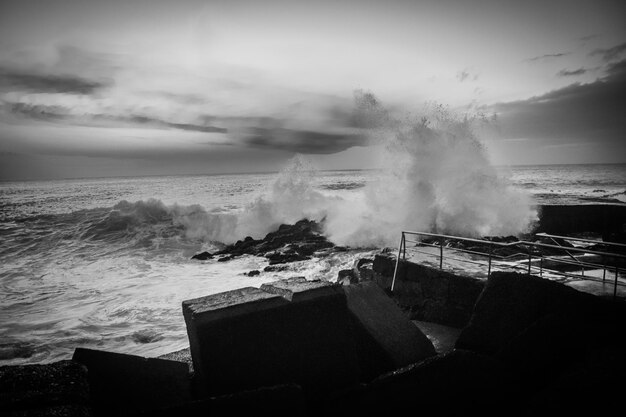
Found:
391,231 -> 626,299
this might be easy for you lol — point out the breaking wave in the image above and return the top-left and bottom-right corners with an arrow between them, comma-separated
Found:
3,95 -> 538,251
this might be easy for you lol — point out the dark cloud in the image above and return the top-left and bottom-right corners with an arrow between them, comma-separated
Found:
6,102 -> 71,120
590,42 -> 626,62
0,69 -> 111,94
106,115 -> 227,134
525,52 -> 569,62
141,91 -> 206,105
494,59 -> 626,145
579,34 -> 598,42
556,68 -> 588,77
235,126 -> 366,154
4,101 -> 227,133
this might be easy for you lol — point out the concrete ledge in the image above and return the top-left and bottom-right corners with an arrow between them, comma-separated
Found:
183,286 -> 289,325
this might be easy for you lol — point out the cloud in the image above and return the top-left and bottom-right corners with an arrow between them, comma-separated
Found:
232,125 -> 366,154
590,42 -> 626,62
4,101 -> 227,133
456,68 -> 479,83
524,52 -> 569,62
0,69 -> 111,95
556,68 -> 588,77
493,59 -> 626,145
6,102 -> 71,121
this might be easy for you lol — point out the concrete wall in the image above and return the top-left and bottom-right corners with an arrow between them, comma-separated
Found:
372,254 -> 485,328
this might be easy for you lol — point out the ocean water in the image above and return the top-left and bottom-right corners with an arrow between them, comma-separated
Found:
1,163 -> 625,365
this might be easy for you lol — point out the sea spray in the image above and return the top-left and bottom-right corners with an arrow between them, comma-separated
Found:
324,98 -> 538,245
171,94 -> 537,247
88,94 -> 537,248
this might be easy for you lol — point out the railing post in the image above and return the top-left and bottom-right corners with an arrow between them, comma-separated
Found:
614,266 -> 619,300
487,242 -> 492,278
391,232 -> 404,292
403,233 -> 406,261
527,247 -> 532,275
540,255 -> 543,277
439,238 -> 443,270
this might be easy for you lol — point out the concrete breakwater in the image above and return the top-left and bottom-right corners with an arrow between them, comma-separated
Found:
2,205 -> 626,416
3,263 -> 625,416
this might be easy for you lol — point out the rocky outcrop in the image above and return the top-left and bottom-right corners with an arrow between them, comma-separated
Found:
191,219 -> 335,264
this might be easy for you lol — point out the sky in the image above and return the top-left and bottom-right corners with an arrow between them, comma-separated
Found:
0,0 -> 625,180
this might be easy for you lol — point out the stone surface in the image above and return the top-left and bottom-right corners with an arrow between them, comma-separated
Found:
260,276 -> 337,302
0,360 -> 90,416
72,348 -> 191,416
455,271 -> 601,355
342,281 -> 436,382
157,347 -> 193,373
182,282 -> 358,398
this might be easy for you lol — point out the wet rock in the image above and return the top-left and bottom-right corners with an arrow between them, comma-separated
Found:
191,219 -> 335,264
191,251 -> 213,261
263,264 -> 289,272
337,269 -> 358,285
245,270 -> 260,277
266,251 -> 310,265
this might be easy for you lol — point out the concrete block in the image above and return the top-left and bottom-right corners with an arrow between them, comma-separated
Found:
455,272 -> 601,355
343,281 -> 436,382
72,348 -> 191,416
182,281 -> 358,397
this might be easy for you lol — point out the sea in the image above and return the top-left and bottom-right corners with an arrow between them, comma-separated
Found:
1,163 -> 625,366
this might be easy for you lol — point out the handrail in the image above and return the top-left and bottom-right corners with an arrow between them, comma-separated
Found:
535,232 -> 626,248
391,230 -> 625,300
